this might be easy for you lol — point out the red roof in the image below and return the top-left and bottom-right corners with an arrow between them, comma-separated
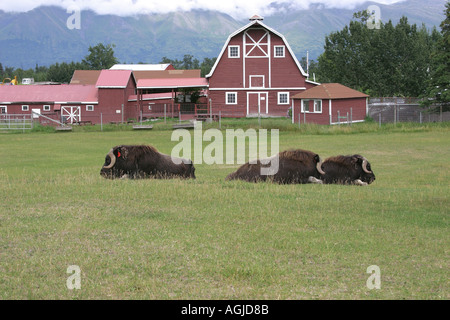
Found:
0,84 -> 98,103
137,78 -> 208,89
128,92 -> 173,102
292,83 -> 369,100
96,70 -> 134,88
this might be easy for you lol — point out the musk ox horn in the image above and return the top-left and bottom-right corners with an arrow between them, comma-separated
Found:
362,157 -> 372,174
103,149 -> 116,169
316,157 -> 325,175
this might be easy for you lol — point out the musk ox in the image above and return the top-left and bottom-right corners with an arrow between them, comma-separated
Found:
225,149 -> 325,184
320,154 -> 375,186
100,145 -> 195,179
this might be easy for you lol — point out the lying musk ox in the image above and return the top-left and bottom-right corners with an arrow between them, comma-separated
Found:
225,149 -> 325,184
100,145 -> 195,179
320,154 -> 375,186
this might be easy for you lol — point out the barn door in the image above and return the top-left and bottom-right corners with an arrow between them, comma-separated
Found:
247,92 -> 268,116
61,106 -> 81,124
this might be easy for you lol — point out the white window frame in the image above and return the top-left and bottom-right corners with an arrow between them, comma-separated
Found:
301,99 -> 322,113
278,92 -> 290,105
22,105 -> 29,111
0,106 -> 7,114
228,45 -> 240,58
249,75 -> 265,88
43,105 -> 51,111
86,105 -> 94,112
226,92 -> 237,105
314,100 -> 322,113
274,46 -> 285,58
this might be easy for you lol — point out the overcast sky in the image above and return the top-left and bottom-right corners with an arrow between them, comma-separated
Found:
0,0 -> 405,19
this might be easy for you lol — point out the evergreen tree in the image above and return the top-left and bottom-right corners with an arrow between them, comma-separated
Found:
421,1 -> 450,110
316,11 -> 439,97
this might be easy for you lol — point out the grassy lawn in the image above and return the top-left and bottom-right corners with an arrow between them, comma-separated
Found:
0,120 -> 448,299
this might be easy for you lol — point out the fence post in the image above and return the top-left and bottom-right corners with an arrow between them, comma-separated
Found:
219,111 -> 221,129
394,105 -> 396,125
347,112 -> 349,126
440,105 -> 443,122
179,111 -> 181,123
419,111 -> 422,124
338,111 -> 340,126
164,104 -> 167,123
350,108 -> 353,125
298,113 -> 301,129
379,113 -> 381,128
101,113 -> 103,131
303,111 -> 306,124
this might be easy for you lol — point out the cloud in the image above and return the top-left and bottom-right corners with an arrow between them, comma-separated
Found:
0,0 -> 405,20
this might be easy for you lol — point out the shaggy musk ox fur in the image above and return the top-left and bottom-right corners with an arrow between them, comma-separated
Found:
320,154 -> 375,186
100,145 -> 195,179
225,149 -> 325,184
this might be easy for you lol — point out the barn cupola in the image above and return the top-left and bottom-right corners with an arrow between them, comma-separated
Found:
249,14 -> 264,21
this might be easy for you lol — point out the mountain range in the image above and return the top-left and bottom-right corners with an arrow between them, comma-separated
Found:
0,0 -> 446,69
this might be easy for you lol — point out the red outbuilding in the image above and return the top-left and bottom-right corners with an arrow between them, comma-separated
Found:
291,83 -> 369,125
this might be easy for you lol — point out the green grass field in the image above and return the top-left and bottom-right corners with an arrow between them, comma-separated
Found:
0,120 -> 448,299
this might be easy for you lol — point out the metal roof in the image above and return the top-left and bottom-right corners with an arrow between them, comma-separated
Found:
133,69 -> 201,81
291,83 -> 369,100
70,70 -> 102,85
110,64 -> 173,71
137,78 -> 208,90
0,84 -> 98,104
96,70 -> 134,88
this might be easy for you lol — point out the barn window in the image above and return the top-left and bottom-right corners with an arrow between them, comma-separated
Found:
228,46 -> 240,58
86,105 -> 94,112
314,100 -> 322,113
22,105 -> 29,111
302,100 -> 310,112
43,105 -> 51,111
278,92 -> 289,105
0,106 -> 7,114
226,92 -> 237,105
274,46 -> 285,58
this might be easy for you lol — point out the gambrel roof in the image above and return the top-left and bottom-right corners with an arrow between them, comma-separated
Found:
206,19 -> 309,79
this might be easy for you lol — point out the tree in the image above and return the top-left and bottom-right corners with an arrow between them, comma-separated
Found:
421,1 -> 450,111
316,11 -> 439,97
160,55 -> 217,77
82,43 -> 119,70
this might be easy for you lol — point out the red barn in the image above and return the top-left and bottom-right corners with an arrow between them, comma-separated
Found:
206,15 -> 318,117
94,70 -> 137,123
291,83 -> 369,125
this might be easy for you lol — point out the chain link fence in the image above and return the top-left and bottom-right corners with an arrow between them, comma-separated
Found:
368,97 -> 449,124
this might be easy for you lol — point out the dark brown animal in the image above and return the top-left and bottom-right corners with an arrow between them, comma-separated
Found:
100,145 -> 195,179
320,154 -> 375,186
225,149 -> 325,184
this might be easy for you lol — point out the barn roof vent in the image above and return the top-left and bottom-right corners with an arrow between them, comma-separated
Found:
249,15 -> 264,21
